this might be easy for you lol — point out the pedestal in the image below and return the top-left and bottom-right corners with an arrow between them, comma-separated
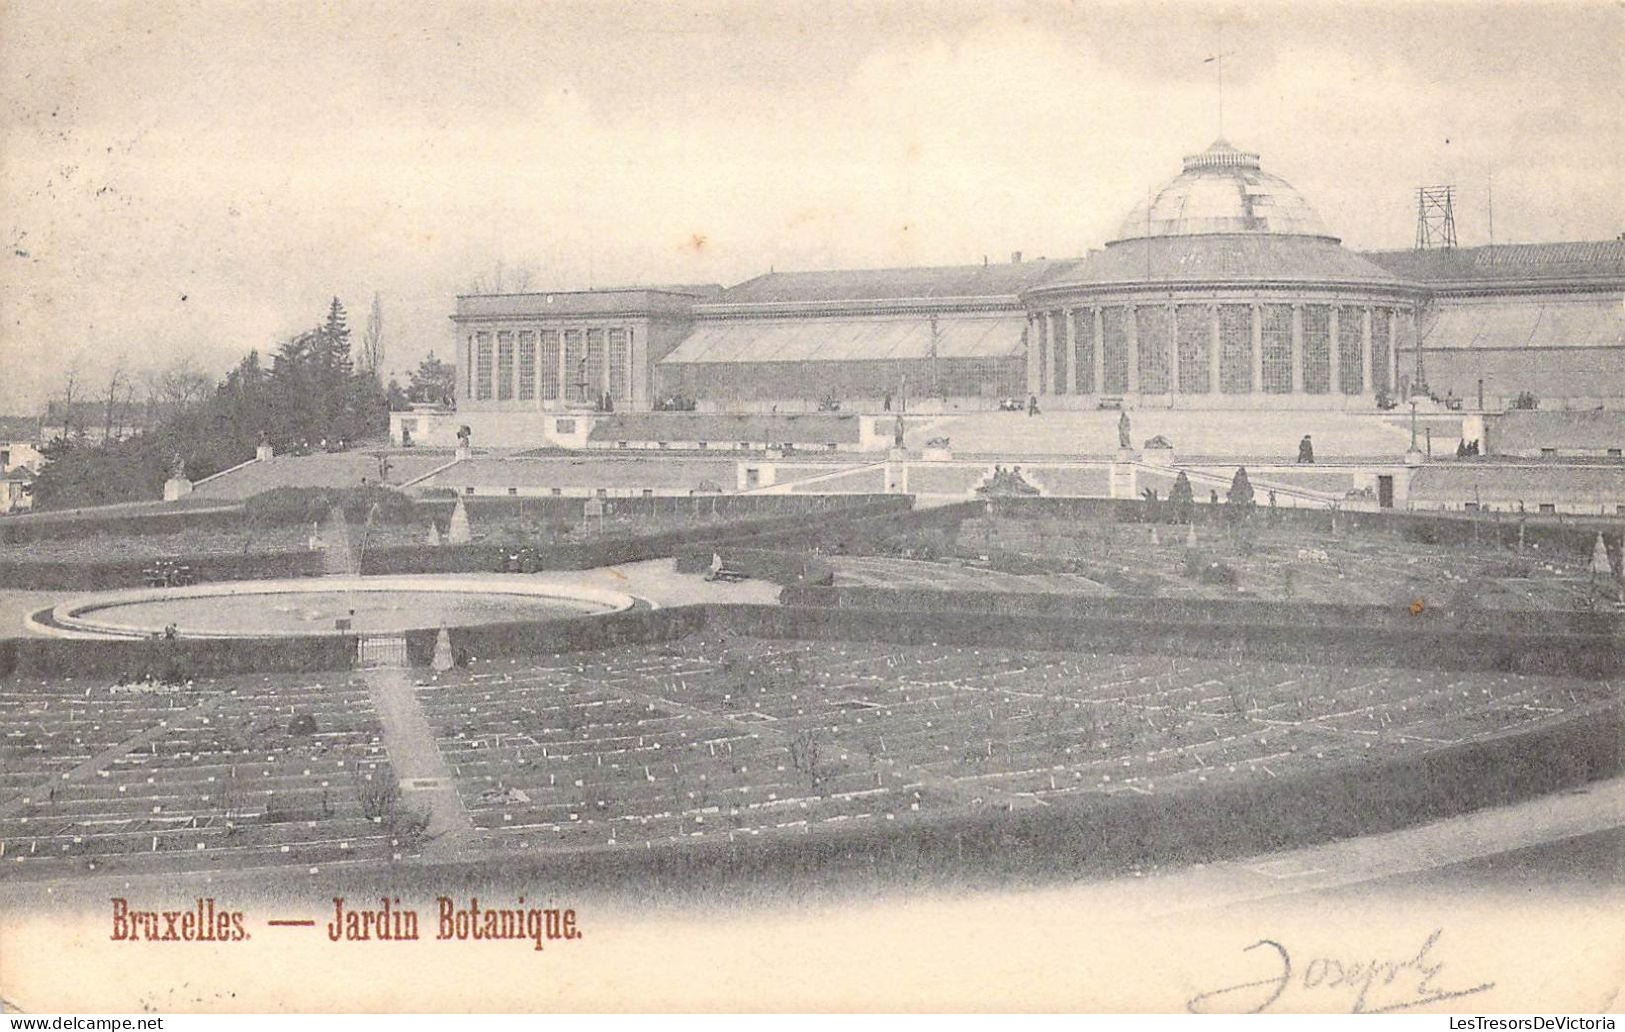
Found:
163,477 -> 193,502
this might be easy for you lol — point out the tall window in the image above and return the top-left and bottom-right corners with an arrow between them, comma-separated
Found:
1219,305 -> 1252,393
563,330 -> 585,402
1051,312 -> 1069,394
465,335 -> 475,399
1260,305 -> 1293,393
1302,305 -> 1331,394
1102,307 -> 1130,394
496,332 -> 514,401
518,331 -> 536,401
608,328 -> 630,403
1137,306 -> 1172,394
586,329 -> 606,402
475,332 -> 493,400
1176,305 -> 1210,393
1073,310 -> 1095,394
1370,310 -> 1392,396
540,331 -> 561,401
1338,306 -> 1364,395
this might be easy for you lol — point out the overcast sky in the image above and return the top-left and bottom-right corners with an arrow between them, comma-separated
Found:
2,0 -> 1620,414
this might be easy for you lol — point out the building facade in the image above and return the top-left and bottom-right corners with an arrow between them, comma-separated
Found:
1021,141 -> 1427,409
444,139 -> 1624,441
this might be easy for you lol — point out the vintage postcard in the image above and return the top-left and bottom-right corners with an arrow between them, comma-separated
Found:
1,0 -> 1621,1015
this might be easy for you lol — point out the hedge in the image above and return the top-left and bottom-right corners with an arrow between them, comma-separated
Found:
0,492 -> 903,546
0,633 -> 355,681
0,551 -> 323,591
989,495 -> 1625,567
778,585 -> 1625,638
10,596 -> 1622,683
1,497 -> 915,589
709,604 -> 1625,679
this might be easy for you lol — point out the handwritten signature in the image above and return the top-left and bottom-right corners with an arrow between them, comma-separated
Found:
1187,928 -> 1495,1014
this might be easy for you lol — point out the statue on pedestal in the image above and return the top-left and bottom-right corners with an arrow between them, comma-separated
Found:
170,452 -> 187,480
893,414 -> 906,449
1118,410 -> 1131,451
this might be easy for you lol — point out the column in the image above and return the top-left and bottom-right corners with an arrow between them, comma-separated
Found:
1053,310 -> 1064,394
1167,304 -> 1180,394
599,328 -> 611,397
1250,304 -> 1264,394
1126,306 -> 1140,395
1037,314 -> 1049,395
1026,316 -> 1039,395
1410,308 -> 1424,388
1361,307 -> 1374,399
558,328 -> 569,405
1328,306 -> 1341,397
1389,309 -> 1401,394
1092,307 -> 1106,397
1208,303 -> 1221,395
1290,303 -> 1304,395
1065,308 -> 1079,394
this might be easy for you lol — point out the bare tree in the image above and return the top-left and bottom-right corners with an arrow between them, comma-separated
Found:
466,259 -> 536,295
360,293 -> 384,380
101,360 -> 128,442
56,362 -> 81,441
144,356 -> 213,411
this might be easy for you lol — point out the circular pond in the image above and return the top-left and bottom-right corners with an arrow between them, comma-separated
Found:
37,575 -> 638,639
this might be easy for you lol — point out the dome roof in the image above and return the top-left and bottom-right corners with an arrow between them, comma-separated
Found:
1111,139 -> 1333,244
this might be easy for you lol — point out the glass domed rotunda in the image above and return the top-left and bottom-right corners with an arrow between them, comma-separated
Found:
1021,140 -> 1424,408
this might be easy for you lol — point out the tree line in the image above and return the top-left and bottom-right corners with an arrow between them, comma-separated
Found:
29,298 -> 448,510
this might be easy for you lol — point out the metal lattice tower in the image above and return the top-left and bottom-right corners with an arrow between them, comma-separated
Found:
1415,186 -> 1458,249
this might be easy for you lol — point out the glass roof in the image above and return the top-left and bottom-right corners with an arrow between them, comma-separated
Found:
1112,139 -> 1333,243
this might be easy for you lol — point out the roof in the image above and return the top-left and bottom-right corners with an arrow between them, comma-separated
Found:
1113,140 -> 1332,243
189,451 -> 455,500
1419,295 -> 1623,350
1408,464 -> 1625,503
453,289 -> 707,321
0,416 -> 41,441
662,313 -> 1026,365
1039,234 -> 1414,292
1361,242 -> 1625,288
1490,410 -> 1625,451
586,412 -> 864,444
714,260 -> 1077,305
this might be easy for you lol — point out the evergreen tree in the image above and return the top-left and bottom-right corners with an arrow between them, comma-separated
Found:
1169,471 -> 1195,525
408,352 -> 457,405
1226,466 -> 1256,523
